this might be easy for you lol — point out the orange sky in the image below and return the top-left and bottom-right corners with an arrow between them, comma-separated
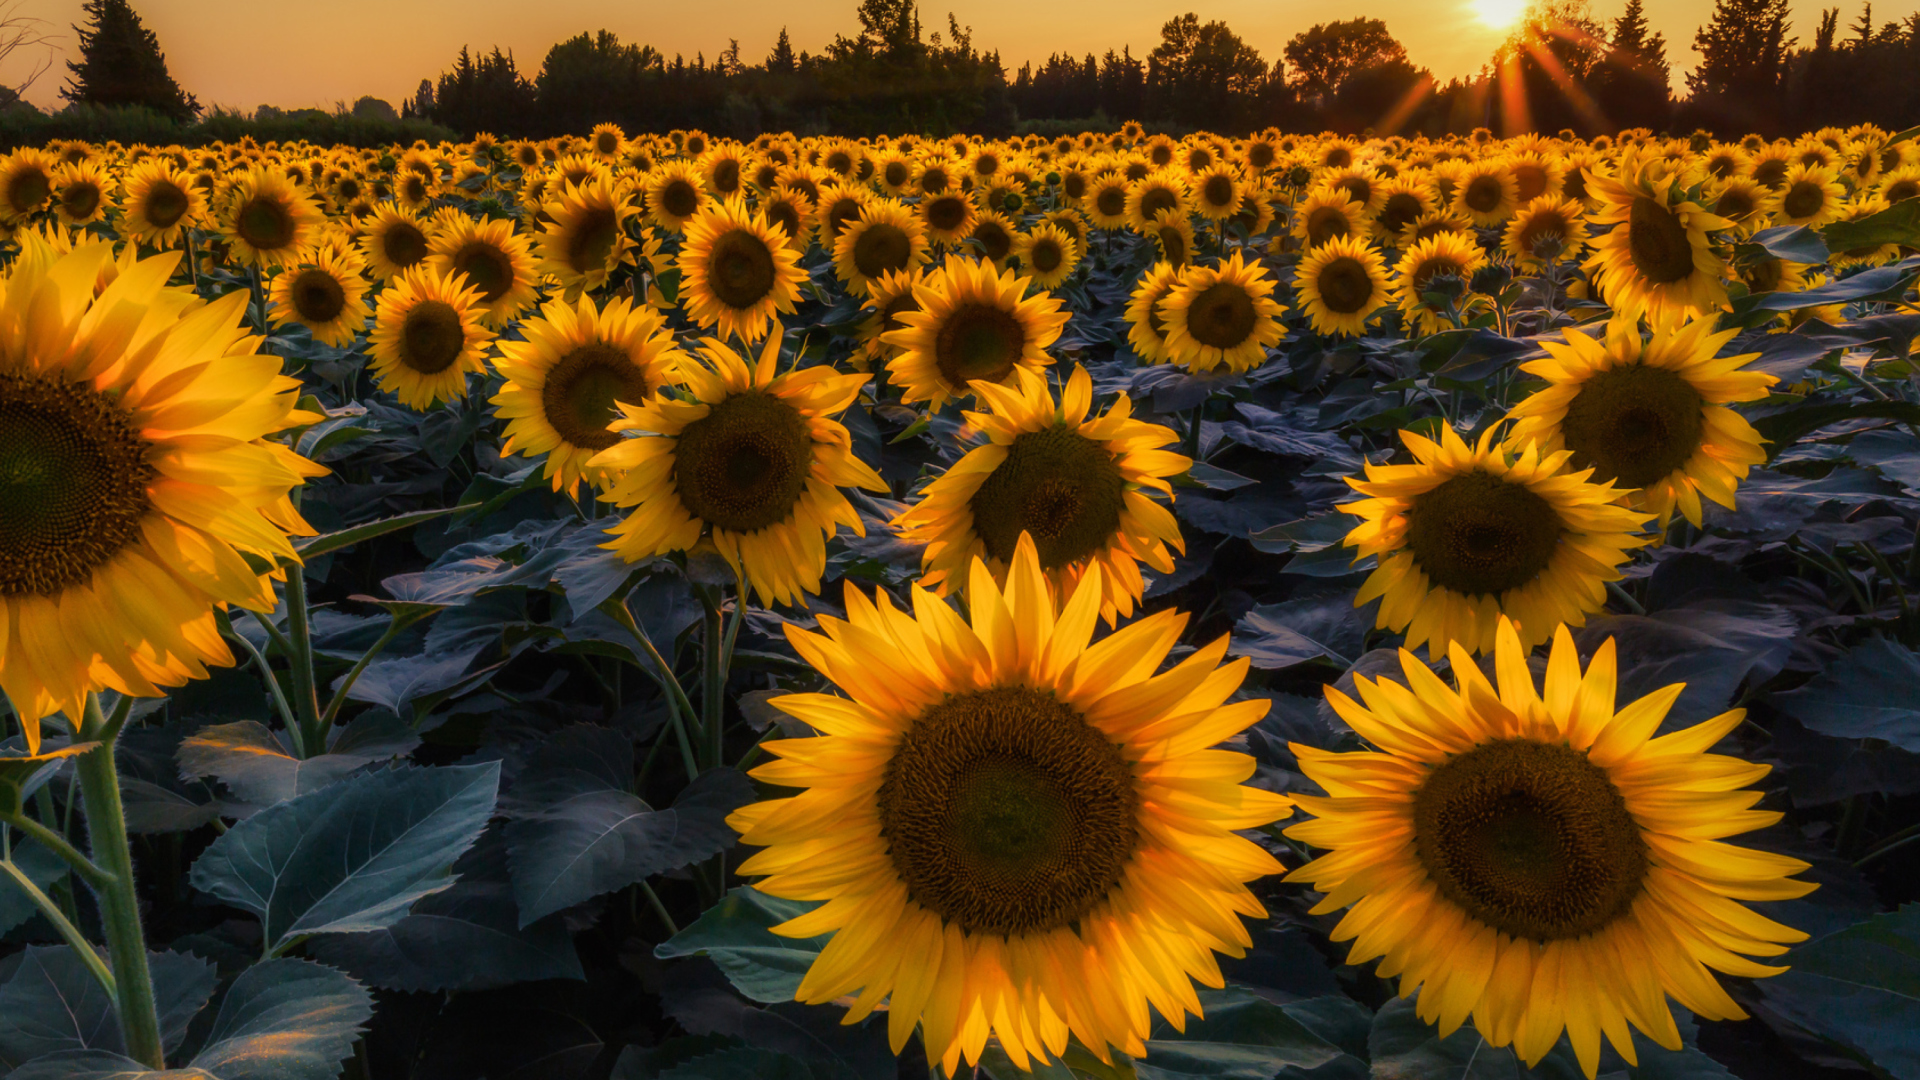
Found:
6,0 -> 1914,114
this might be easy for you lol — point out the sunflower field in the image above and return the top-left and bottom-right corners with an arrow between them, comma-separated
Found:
0,121 -> 1918,1080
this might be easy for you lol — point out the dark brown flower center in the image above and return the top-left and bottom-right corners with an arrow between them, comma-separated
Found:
1626,196 -> 1695,284
379,221 -> 428,270
1405,470 -> 1563,597
1314,257 -> 1375,315
969,424 -> 1126,569
1202,173 -> 1236,208
451,241 -> 514,302
60,182 -> 101,220
1095,186 -> 1126,218
236,194 -> 296,252
541,342 -> 653,452
852,222 -> 913,279
704,228 -> 777,309
660,179 -> 700,220
142,181 -> 189,229
925,194 -> 968,234
564,206 -> 620,275
672,390 -> 812,533
1782,181 -> 1826,221
289,268 -> 347,324
933,303 -> 1026,391
1464,174 -> 1505,213
1306,205 -> 1351,247
1560,363 -> 1704,488
398,300 -> 466,375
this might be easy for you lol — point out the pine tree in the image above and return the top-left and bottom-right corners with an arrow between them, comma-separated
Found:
767,27 -> 797,74
1593,0 -> 1670,130
1689,0 -> 1795,101
60,0 -> 198,122
1849,2 -> 1874,45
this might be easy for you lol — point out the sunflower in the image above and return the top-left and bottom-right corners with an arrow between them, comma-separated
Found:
833,200 -> 930,298
1284,617 -> 1813,1079
1191,165 -> 1244,222
854,267 -> 926,369
268,250 -> 373,348
919,190 -> 977,246
1501,195 -> 1591,271
1829,196 -> 1901,267
644,160 -> 708,233
1450,158 -> 1520,226
0,240 -> 322,748
588,123 -> 626,160
894,365 -> 1188,621
1082,172 -> 1132,230
592,334 -> 886,606
365,267 -> 495,410
1736,253 -> 1811,296
117,161 -> 204,249
492,294 -> 684,495
1125,170 -> 1189,232
425,214 -> 539,329
220,168 -> 325,270
1393,231 -> 1489,335
1775,163 -> 1846,227
1290,186 -> 1366,249
1124,261 -> 1185,364
760,183 -> 816,251
49,161 -> 112,228
535,172 -> 637,299
678,196 -> 807,345
1147,208 -> 1197,268
1876,164 -> 1920,204
1705,176 -> 1777,234
1157,251 -> 1287,372
357,202 -> 433,281
1295,234 -> 1391,338
728,535 -> 1291,1075
1584,160 -> 1733,323
883,257 -> 1070,410
1504,150 -> 1566,203
1505,314 -> 1776,529
1373,177 -> 1437,247
0,148 -> 55,224
1341,424 -> 1651,657
1013,223 -> 1081,291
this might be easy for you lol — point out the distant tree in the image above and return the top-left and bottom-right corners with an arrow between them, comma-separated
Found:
1283,18 -> 1408,105
767,27 -> 798,73
433,46 -> 537,136
1145,13 -> 1271,129
351,96 -> 397,121
1591,0 -> 1670,131
535,31 -> 659,134
60,0 -> 198,121
0,1 -> 55,108
1688,0 -> 1794,127
1487,0 -> 1610,136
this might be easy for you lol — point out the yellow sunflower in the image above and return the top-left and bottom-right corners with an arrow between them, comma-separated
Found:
832,200 -> 930,298
854,267 -> 926,370
220,168 -> 325,270
1828,196 -> 1900,268
1124,170 -> 1190,232
1013,222 -> 1081,291
1584,159 -> 1733,323
425,214 -> 539,329
117,161 -> 205,249
0,240 -> 322,748
1451,158 -> 1520,226
535,172 -> 637,299
1082,172 -> 1133,230
729,535 -> 1291,1074
1147,208 -> 1197,268
1285,617 -> 1813,1079
1124,260 -> 1185,364
883,257 -> 1070,411
591,334 -> 887,607
1290,186 -> 1366,249
491,294 -> 684,495
50,161 -> 112,227
894,364 -> 1188,620
1501,195 -> 1591,271
1341,424 -> 1651,657
365,267 -> 496,410
1505,314 -> 1776,529
678,196 -> 807,345
1705,177 -> 1778,235
1191,165 -> 1244,222
267,249 -> 373,348
0,148 -> 55,224
919,191 -> 977,247
1373,177 -> 1437,247
1295,234 -> 1391,338
1776,163 -> 1846,227
358,203 -> 434,281
1393,231 -> 1488,335
644,160 -> 708,233
970,209 -> 1017,267
1157,250 -> 1288,371
760,183 -> 816,251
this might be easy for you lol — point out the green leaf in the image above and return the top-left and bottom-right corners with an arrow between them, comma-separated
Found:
655,1047 -> 815,1080
0,743 -> 98,816
188,762 -> 500,953
655,887 -> 829,1003
1773,638 -> 1920,752
1823,201 -> 1920,256
1741,262 -> 1920,314
1135,987 -> 1343,1080
1248,512 -> 1354,555
0,837 -> 70,935
1761,904 -> 1920,1078
7,1049 -> 209,1079
1368,996 -> 1583,1079
177,717 -> 418,807
1736,224 -> 1831,266
186,958 -> 373,1080
293,504 -> 479,558
1751,400 -> 1920,457
0,946 -> 216,1066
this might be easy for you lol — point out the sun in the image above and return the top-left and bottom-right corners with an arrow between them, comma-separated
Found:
1470,0 -> 1528,27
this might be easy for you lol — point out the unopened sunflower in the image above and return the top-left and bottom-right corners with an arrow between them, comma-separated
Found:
366,266 -> 495,409
883,256 -> 1069,410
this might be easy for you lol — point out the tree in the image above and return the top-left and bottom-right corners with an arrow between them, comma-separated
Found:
60,0 -> 197,121
1688,0 -> 1794,126
1283,18 -> 1408,105
534,31 -> 660,134
1484,0 -> 1610,136
1145,13 -> 1272,129
350,95 -> 397,122
1591,0 -> 1670,131
0,1 -> 55,109
767,27 -> 797,74
433,46 -> 537,136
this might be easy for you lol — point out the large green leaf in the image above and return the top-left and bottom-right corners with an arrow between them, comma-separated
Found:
0,837 -> 71,935
0,743 -> 98,815
184,959 -> 372,1080
1823,201 -> 1920,255
1751,400 -> 1920,456
188,762 -> 499,953
1761,904 -> 1920,1078
176,716 -> 419,807
1773,638 -> 1920,752
293,504 -> 479,558
1135,987 -> 1345,1080
655,887 -> 829,1003
0,946 -> 216,1066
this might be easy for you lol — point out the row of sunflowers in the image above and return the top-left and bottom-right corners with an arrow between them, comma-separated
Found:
0,120 -> 1914,1080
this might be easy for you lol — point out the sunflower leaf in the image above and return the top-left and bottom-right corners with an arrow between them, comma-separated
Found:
294,503 -> 480,558
1135,987 -> 1344,1080
1760,905 -> 1920,1079
184,958 -> 373,1080
1775,638 -> 1920,754
655,887 -> 830,1004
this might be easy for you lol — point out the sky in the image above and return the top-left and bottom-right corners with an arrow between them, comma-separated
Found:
4,0 -> 1916,114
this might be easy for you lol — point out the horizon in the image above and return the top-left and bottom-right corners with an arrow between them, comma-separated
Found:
6,0 -> 1919,118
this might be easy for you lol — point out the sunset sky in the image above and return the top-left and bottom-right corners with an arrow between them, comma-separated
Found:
6,0 -> 1915,114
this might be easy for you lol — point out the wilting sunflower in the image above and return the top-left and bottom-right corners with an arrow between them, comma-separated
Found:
1341,424 -> 1651,657
268,250 -> 373,348
0,240 -> 322,747
883,256 -> 1070,410
0,148 -> 55,224
728,535 -> 1291,1075
592,334 -> 887,606
1393,231 -> 1488,335
678,196 -> 807,344
117,161 -> 205,249
1451,158 -> 1519,226
426,215 -> 539,329
358,202 -> 433,281
894,364 -> 1188,620
366,266 -> 496,410
1295,234 -> 1391,338
644,160 -> 708,233
1501,195 -> 1591,271
1013,222 -> 1081,291
220,168 -> 325,269
1285,617 -> 1813,1079
1505,314 -> 1775,528
50,161 -> 112,227
832,200 -> 930,298
1157,250 -> 1287,372
1776,162 -> 1846,227
1124,261 -> 1184,364
535,172 -> 637,298
1584,159 -> 1733,323
492,294 -> 684,495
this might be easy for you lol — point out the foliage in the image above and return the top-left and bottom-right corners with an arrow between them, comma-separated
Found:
60,0 -> 197,122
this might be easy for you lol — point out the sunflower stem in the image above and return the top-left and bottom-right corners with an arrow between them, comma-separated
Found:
319,611 -> 425,736
601,597 -> 701,784
220,612 -> 302,753
1605,581 -> 1646,616
701,589 -> 725,771
284,569 -> 326,758
0,810 -> 114,892
73,694 -> 166,1069
0,855 -> 116,1000
637,879 -> 679,937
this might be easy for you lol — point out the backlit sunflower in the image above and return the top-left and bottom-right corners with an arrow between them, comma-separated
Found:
1285,617 -> 1812,1079
592,334 -> 887,606
1191,165 -> 1243,222
1290,186 -> 1366,249
1148,208 -> 1197,267
919,190 -> 977,247
268,249 -> 372,348
220,168 -> 324,269
832,200 -> 929,298
491,294 -> 684,495
50,161 -> 112,227
0,148 -> 55,224
644,160 -> 708,233
1505,314 -> 1775,529
883,256 -> 1069,410
1125,170 -> 1189,232
0,240 -> 322,748
1393,231 -> 1488,335
1013,223 -> 1081,291
358,203 -> 433,281
894,364 -> 1188,621
1827,196 -> 1901,267
1082,172 -> 1133,230
729,535 -> 1291,1075
1501,195 -> 1591,271
1451,158 -> 1520,226
117,161 -> 204,249
1157,250 -> 1287,372
535,172 -> 637,299
854,267 -> 926,369
969,209 -> 1017,266
426,214 -> 538,329
678,196 -> 807,345
1373,177 -> 1437,247
1584,159 -> 1733,323
1124,261 -> 1184,364
1776,163 -> 1846,227
1295,234 -> 1391,338
1705,176 -> 1777,234
365,266 -> 495,410
760,183 -> 816,251
1341,424 -> 1651,657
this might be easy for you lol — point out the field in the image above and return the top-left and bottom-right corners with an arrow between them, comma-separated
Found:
0,124 -> 1916,1080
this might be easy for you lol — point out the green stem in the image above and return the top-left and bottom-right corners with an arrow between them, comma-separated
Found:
1856,542 -> 1912,621
1606,580 -> 1646,616
318,613 -> 421,734
701,589 -> 724,771
73,694 -> 165,1069
0,857 -> 115,999
637,879 -> 679,936
284,570 -> 324,758
601,599 -> 700,783
0,812 -> 114,891
221,614 -> 301,750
